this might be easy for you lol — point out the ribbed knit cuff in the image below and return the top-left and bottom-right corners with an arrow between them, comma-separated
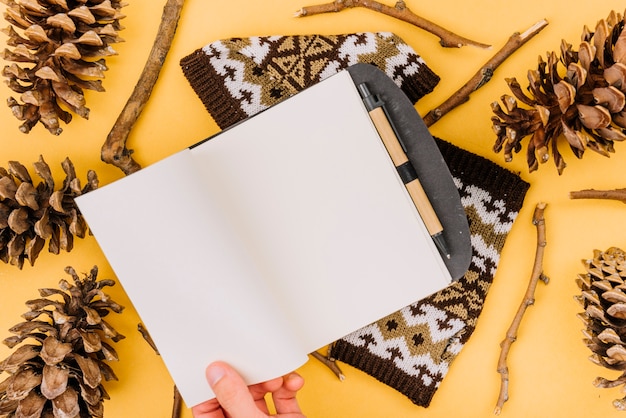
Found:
180,50 -> 250,130
435,138 -> 529,215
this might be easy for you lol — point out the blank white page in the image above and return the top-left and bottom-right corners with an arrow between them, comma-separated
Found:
190,70 -> 451,351
75,150 -> 308,407
76,70 -> 451,408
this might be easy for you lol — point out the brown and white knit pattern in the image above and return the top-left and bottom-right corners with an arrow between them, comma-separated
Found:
179,36 -> 529,408
180,33 -> 440,129
330,138 -> 529,406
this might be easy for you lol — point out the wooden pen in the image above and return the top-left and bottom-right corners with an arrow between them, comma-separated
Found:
357,82 -> 451,259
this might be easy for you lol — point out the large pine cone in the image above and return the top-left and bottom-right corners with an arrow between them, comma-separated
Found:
2,0 -> 126,134
492,10 -> 626,174
0,156 -> 98,269
0,266 -> 124,417
576,247 -> 626,410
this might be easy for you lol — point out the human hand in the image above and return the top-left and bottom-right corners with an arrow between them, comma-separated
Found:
191,361 -> 306,418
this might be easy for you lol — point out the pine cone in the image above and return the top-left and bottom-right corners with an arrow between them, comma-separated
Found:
492,10 -> 626,175
0,156 -> 98,269
1,0 -> 126,135
576,247 -> 626,410
0,266 -> 124,417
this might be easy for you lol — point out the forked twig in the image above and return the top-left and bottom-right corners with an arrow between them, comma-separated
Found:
423,19 -> 548,127
101,0 -> 185,175
494,202 -> 549,415
295,0 -> 490,49
311,344 -> 345,380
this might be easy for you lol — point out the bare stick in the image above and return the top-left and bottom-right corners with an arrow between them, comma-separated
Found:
172,385 -> 183,418
494,202 -> 549,415
569,188 -> 626,204
138,323 -> 160,354
138,323 -> 182,418
423,19 -> 548,127
295,0 -> 490,49
310,346 -> 345,381
101,0 -> 185,175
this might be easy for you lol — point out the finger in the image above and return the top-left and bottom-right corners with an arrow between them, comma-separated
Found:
272,372 -> 305,415
191,399 -> 225,418
249,377 -> 283,414
206,362 -> 265,418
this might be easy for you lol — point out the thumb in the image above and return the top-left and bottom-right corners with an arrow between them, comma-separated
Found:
206,362 -> 266,418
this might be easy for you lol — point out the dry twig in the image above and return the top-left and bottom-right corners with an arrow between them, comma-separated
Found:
101,0 -> 185,175
310,345 -> 345,380
423,19 -> 548,127
295,0 -> 490,49
138,323 -> 160,354
569,188 -> 626,204
172,386 -> 183,418
138,323 -> 182,418
494,202 -> 549,415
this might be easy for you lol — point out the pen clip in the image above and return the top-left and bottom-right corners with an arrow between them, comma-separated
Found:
357,82 -> 409,154
357,83 -> 383,111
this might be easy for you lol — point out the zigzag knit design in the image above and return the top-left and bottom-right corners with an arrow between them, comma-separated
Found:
180,33 -> 440,129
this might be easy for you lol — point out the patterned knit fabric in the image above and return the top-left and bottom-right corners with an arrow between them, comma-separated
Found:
180,34 -> 530,407
330,138 -> 529,406
180,32 -> 440,129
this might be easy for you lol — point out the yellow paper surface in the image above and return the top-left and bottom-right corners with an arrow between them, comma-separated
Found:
2,1 -> 626,417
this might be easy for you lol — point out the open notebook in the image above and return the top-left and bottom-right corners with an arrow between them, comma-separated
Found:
76,69 -> 453,407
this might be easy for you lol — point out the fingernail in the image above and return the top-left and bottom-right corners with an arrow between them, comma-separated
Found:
286,372 -> 304,385
207,363 -> 227,387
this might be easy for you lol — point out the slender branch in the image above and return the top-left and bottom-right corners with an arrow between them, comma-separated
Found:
138,323 -> 160,354
423,19 -> 548,127
310,345 -> 345,380
295,0 -> 490,49
172,385 -> 183,418
101,0 -> 185,175
494,202 -> 549,415
138,323 -> 182,418
569,188 -> 626,204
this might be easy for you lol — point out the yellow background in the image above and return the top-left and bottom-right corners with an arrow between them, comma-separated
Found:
2,0 -> 626,417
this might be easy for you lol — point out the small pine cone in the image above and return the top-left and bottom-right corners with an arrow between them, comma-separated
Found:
0,156 -> 98,269
0,266 -> 124,418
492,10 -> 626,175
1,0 -> 126,135
576,247 -> 626,410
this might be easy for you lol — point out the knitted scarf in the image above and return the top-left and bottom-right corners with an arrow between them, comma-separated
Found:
180,33 -> 530,407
